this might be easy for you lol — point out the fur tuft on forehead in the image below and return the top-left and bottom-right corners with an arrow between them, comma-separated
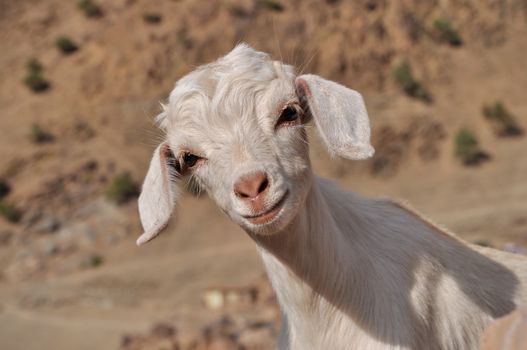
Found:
156,44 -> 295,130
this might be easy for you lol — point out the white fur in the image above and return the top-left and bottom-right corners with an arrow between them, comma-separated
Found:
137,44 -> 527,349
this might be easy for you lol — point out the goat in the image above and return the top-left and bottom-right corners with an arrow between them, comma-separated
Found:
136,44 -> 527,349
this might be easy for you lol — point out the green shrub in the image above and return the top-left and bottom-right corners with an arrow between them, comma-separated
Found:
143,13 -> 162,24
392,62 -> 431,102
30,123 -> 54,143
90,254 -> 103,267
455,128 -> 478,158
0,180 -> 11,199
433,18 -> 462,46
24,73 -> 50,92
454,128 -> 488,165
106,173 -> 139,204
259,0 -> 284,11
0,201 -> 22,223
23,59 -> 49,92
482,101 -> 523,137
55,36 -> 79,54
82,254 -> 104,268
78,0 -> 103,18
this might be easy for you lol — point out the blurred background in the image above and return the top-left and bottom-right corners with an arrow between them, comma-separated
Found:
0,0 -> 526,349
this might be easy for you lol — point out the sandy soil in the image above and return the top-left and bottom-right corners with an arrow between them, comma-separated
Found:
0,0 -> 526,349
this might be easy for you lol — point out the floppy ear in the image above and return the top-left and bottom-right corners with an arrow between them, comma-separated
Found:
136,142 -> 180,246
295,74 -> 374,160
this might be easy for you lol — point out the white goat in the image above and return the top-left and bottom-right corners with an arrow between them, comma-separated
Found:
136,44 -> 527,350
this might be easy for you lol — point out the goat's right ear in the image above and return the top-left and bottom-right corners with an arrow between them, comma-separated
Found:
136,142 -> 180,246
295,74 -> 374,160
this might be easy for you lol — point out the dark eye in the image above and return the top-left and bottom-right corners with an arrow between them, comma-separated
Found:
276,106 -> 299,127
182,152 -> 200,168
171,152 -> 203,176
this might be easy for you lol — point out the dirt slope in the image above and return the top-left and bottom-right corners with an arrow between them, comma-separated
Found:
0,0 -> 526,349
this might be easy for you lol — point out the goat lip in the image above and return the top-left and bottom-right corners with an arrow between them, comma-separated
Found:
243,192 -> 288,225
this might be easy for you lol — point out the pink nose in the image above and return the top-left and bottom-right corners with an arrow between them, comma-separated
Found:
234,172 -> 269,200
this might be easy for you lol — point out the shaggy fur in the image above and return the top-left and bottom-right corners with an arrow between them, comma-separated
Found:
137,44 -> 527,349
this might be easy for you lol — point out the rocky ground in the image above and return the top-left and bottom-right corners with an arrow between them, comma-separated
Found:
0,0 -> 526,349
120,276 -> 279,350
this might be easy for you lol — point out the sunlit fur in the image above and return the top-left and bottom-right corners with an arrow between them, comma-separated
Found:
138,44 -> 527,349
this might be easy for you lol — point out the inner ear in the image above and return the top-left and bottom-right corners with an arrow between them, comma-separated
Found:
296,82 -> 313,124
136,142 -> 181,246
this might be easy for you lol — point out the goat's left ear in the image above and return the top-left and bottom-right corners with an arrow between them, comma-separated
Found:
136,142 -> 180,246
295,74 -> 374,160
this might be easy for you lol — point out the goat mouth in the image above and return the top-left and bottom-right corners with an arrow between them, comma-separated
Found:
244,191 -> 289,225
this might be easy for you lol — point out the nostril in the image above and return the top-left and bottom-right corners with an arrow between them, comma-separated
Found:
234,172 -> 270,199
258,177 -> 269,194
235,188 -> 250,198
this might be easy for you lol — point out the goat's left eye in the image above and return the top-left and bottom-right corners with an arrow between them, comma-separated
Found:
276,106 -> 299,127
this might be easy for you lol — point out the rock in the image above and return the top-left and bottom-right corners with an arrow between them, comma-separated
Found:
119,333 -> 177,350
41,241 -> 59,256
502,243 -> 526,255
80,227 -> 98,245
202,286 -> 258,310
120,334 -> 135,348
178,330 -> 202,349
58,223 -> 98,246
33,215 -> 61,234
203,289 -> 224,310
237,326 -> 275,349
207,337 -> 239,350
105,234 -> 120,245
4,254 -> 43,281
22,210 -> 42,228
151,322 -> 176,338
120,277 -> 278,350
108,0 -> 136,11
0,230 -> 13,245
18,293 -> 49,309
82,160 -> 98,172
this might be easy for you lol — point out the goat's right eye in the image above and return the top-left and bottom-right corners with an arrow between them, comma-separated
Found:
182,152 -> 200,168
173,151 -> 204,175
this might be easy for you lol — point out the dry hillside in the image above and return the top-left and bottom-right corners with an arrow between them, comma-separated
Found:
0,0 -> 526,349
